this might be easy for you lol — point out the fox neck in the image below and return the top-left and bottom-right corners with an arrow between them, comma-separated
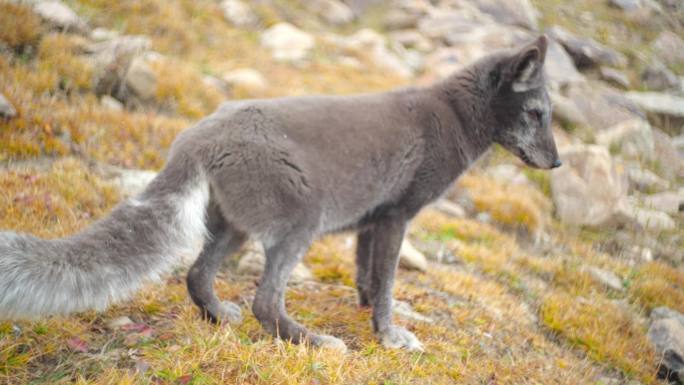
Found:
434,70 -> 497,170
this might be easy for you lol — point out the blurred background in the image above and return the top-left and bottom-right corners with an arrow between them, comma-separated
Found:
0,0 -> 683,384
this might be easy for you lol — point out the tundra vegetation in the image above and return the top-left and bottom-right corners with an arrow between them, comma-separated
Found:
0,0 -> 683,384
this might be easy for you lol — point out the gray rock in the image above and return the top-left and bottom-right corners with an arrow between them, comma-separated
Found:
550,92 -> 589,127
236,242 -> 312,283
86,35 -> 152,99
625,91 -> 684,130
432,199 -> 466,218
33,0 -> 88,33
613,200 -> 676,231
595,118 -> 654,160
107,316 -> 133,329
609,0 -> 644,11
261,23 -> 315,62
311,0 -> 355,25
0,94 -> 17,119
600,67 -> 631,89
104,167 -> 158,197
471,0 -> 539,30
652,128 -> 683,179
566,83 -> 644,131
585,266 -> 624,291
223,68 -> 268,92
389,30 -> 433,53
551,145 -> 627,226
383,9 -> 421,31
547,26 -> 628,68
399,239 -> 428,272
485,164 -> 530,185
627,167 -> 670,192
652,30 -> 684,68
100,95 -> 124,111
544,40 -> 586,90
638,191 -> 684,214
393,299 -> 434,323
648,318 -> 684,382
642,62 -> 680,91
651,307 -> 684,326
90,28 -> 119,42
220,0 -> 259,28
332,29 -> 414,77
124,56 -> 157,100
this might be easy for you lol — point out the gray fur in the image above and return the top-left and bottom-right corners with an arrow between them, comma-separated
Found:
0,36 -> 559,351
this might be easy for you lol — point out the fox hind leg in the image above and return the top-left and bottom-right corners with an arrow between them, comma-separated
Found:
187,202 -> 247,323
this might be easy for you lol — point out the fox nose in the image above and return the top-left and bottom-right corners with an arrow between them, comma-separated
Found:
551,159 -> 562,168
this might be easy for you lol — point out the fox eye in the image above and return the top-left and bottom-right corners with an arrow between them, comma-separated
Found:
525,109 -> 542,124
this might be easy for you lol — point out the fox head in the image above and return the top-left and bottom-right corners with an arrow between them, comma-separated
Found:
488,35 -> 561,169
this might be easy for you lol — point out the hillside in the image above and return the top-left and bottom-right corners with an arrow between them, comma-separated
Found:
0,0 -> 683,384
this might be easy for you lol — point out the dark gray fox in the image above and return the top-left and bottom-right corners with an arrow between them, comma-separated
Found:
0,35 -> 560,352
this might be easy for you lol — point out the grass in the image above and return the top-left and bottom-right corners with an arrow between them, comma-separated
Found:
0,0 -> 682,384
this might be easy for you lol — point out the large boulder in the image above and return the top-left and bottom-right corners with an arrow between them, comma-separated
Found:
124,55 -> 157,101
551,145 -> 626,226
565,83 -> 644,131
625,91 -> 684,133
547,26 -> 627,68
261,23 -> 315,62
544,40 -> 586,89
594,118 -> 655,160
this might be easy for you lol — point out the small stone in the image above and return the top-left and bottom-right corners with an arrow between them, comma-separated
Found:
626,167 -> 670,192
220,0 -> 259,28
107,316 -> 133,329
599,67 -> 631,89
625,91 -> 684,123
614,200 -> 676,231
585,266 -> 624,291
261,23 -> 315,62
652,30 -> 684,67
223,68 -> 268,92
399,239 -> 428,272
312,0 -> 354,25
124,56 -> 157,100
639,191 -> 683,214
101,95 -> 123,111
237,242 -> 312,283
432,199 -> 465,218
651,307 -> 684,326
0,93 -> 17,119
609,0 -> 643,11
90,27 -> 119,42
595,118 -> 654,160
392,299 -> 434,323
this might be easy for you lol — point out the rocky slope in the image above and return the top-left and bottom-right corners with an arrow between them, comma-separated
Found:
0,0 -> 683,384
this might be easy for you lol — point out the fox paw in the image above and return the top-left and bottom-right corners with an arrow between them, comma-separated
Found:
378,326 -> 424,352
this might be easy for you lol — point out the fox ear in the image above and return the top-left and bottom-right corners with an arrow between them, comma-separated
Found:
510,35 -> 548,92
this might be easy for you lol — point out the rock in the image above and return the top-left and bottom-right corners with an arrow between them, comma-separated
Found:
651,307 -> 684,326
652,128 -> 683,179
389,30 -> 433,53
399,238 -> 428,272
202,75 -> 230,96
237,242 -> 312,283
105,168 -> 158,197
334,28 -> 414,77
86,35 -> 152,99
625,91 -> 684,131
652,30 -> 684,67
565,83 -> 644,131
551,145 -> 626,226
383,9 -> 421,31
485,164 -> 530,185
223,68 -> 268,92
550,92 -> 589,127
0,93 -> 17,119
544,40 -> 586,90
100,95 -> 124,111
609,0 -> 644,11
124,56 -> 157,100
547,26 -> 627,68
627,167 -> 670,192
638,191 -> 683,214
471,0 -> 539,30
648,318 -> 684,382
585,266 -> 624,291
393,299 -> 434,323
220,0 -> 259,27
310,0 -> 354,25
90,27 -> 119,42
614,200 -> 676,231
600,67 -> 630,89
33,0 -> 88,33
261,23 -> 315,62
432,199 -> 466,218
595,118 -> 654,160
642,62 -> 680,91
107,316 -> 133,329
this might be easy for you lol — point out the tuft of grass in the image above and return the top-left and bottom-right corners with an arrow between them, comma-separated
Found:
629,262 -> 684,314
0,3 -> 42,52
541,292 -> 657,383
